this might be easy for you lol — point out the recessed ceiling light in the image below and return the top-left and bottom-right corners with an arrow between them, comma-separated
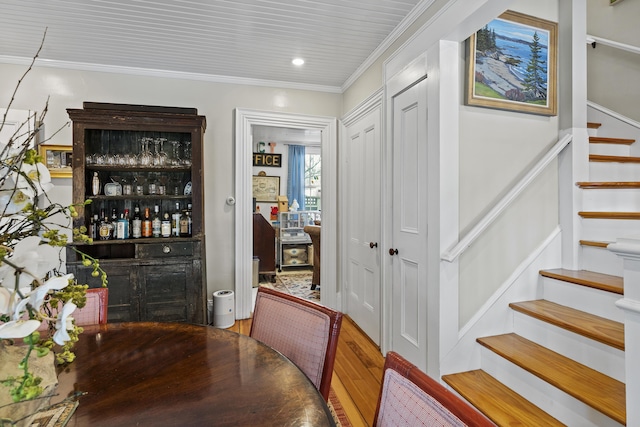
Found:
292,58 -> 305,66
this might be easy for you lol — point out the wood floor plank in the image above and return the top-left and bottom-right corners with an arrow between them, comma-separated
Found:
540,268 -> 623,294
442,370 -> 565,427
477,333 -> 626,425
510,300 -> 624,350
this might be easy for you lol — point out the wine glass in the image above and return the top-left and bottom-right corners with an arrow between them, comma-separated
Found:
138,137 -> 153,166
181,141 -> 192,166
170,140 -> 181,166
155,138 -> 168,166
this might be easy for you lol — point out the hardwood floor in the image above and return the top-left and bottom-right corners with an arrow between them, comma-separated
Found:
228,315 -> 385,426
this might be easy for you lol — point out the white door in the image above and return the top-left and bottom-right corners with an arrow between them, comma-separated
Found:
344,106 -> 381,344
390,78 -> 428,370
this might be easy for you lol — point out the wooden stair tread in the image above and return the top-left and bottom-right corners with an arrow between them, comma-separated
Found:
589,136 -> 635,145
477,333 -> 626,425
442,370 -> 565,427
579,239 -> 612,248
540,268 -> 623,294
587,122 -> 601,129
579,211 -> 640,219
509,300 -> 624,350
590,154 -> 640,163
577,181 -> 640,189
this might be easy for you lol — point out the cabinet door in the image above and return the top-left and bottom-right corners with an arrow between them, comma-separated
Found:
70,263 -> 137,323
139,262 -> 191,322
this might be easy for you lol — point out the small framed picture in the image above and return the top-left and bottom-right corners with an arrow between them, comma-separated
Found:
252,175 -> 280,202
39,144 -> 73,178
465,10 -> 558,116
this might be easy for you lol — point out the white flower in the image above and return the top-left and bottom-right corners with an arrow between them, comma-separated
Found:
0,284 -> 31,317
0,235 -> 59,289
23,162 -> 53,196
0,319 -> 40,339
53,300 -> 77,345
12,273 -> 73,321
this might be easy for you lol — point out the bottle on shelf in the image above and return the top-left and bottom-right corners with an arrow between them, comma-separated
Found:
131,205 -> 142,238
89,213 -> 98,240
152,205 -> 162,238
171,202 -> 181,237
161,212 -> 171,238
179,203 -> 193,237
116,211 -> 129,240
98,209 -> 112,240
142,207 -> 152,238
92,172 -> 101,196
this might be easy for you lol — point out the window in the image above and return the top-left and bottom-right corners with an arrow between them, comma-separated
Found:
304,146 -> 321,210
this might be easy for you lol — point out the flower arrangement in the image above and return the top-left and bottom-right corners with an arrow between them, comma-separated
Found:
0,33 -> 106,422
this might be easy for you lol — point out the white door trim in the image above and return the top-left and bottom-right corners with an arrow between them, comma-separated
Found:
234,109 -> 338,319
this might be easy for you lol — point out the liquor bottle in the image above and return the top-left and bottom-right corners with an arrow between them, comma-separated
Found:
110,208 -> 118,225
161,212 -> 171,237
116,213 -> 129,239
89,213 -> 98,240
92,172 -> 101,196
131,205 -> 142,238
171,202 -> 181,237
152,205 -> 161,238
98,209 -> 112,240
179,203 -> 193,237
142,207 -> 152,238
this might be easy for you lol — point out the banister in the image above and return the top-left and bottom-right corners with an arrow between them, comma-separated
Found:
441,134 -> 573,263
586,34 -> 640,56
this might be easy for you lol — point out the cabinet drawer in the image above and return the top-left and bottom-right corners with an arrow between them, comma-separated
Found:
137,242 -> 195,258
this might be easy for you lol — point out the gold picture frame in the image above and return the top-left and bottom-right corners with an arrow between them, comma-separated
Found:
39,144 -> 73,178
252,175 -> 280,202
465,10 -> 557,116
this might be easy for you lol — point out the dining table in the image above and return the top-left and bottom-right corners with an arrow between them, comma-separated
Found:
52,322 -> 336,426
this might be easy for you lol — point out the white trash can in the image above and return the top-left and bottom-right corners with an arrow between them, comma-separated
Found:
212,290 -> 235,329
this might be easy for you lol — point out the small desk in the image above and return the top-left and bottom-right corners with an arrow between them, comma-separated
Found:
54,322 -> 335,426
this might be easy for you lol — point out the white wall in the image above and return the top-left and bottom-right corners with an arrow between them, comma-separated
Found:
587,0 -> 640,123
0,63 -> 341,297
456,0 -> 560,325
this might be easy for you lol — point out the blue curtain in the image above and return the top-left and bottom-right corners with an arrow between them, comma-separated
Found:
287,145 -> 306,211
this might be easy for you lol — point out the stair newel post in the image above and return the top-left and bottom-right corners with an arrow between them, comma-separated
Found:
608,237 -> 640,427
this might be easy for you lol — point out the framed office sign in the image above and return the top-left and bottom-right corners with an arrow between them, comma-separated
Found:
253,152 -> 282,167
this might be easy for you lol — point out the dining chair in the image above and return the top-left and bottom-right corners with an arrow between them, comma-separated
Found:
73,288 -> 109,326
250,286 -> 342,401
373,351 -> 495,427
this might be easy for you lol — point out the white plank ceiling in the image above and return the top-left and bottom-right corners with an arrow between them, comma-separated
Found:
0,0 -> 427,92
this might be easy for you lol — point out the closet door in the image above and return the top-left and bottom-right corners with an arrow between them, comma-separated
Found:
343,102 -> 382,345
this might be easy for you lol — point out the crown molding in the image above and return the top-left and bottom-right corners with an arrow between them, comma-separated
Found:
0,55 -> 342,94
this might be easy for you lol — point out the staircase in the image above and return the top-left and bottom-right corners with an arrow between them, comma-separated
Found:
442,121 -> 634,426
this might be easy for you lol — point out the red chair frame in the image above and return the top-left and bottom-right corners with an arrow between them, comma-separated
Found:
250,286 -> 342,401
373,351 -> 495,426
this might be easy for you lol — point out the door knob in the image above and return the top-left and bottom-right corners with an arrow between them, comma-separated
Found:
369,242 -> 378,248
389,248 -> 398,256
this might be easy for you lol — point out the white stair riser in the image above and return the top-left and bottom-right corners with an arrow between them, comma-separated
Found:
580,245 -> 623,277
513,313 -> 625,382
480,348 -> 623,427
580,217 -> 640,241
589,162 -> 640,181
588,106 -> 640,151
541,276 -> 624,322
590,143 -> 631,157
582,188 -> 640,211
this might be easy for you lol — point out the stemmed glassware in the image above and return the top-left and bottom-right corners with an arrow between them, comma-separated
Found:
170,140 -> 181,166
155,138 -> 168,166
138,137 -> 153,166
182,141 -> 192,166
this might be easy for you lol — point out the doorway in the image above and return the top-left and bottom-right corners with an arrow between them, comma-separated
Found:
234,109 -> 338,319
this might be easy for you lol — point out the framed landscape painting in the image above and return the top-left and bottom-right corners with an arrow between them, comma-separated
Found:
465,10 -> 557,116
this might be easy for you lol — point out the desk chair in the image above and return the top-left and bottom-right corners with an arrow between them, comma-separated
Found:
373,351 -> 495,426
250,287 -> 342,401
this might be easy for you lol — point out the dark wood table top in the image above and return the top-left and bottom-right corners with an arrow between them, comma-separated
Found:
53,322 -> 336,426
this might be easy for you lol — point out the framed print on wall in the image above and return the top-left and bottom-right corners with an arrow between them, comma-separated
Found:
252,175 -> 280,202
465,10 -> 558,116
39,144 -> 73,178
